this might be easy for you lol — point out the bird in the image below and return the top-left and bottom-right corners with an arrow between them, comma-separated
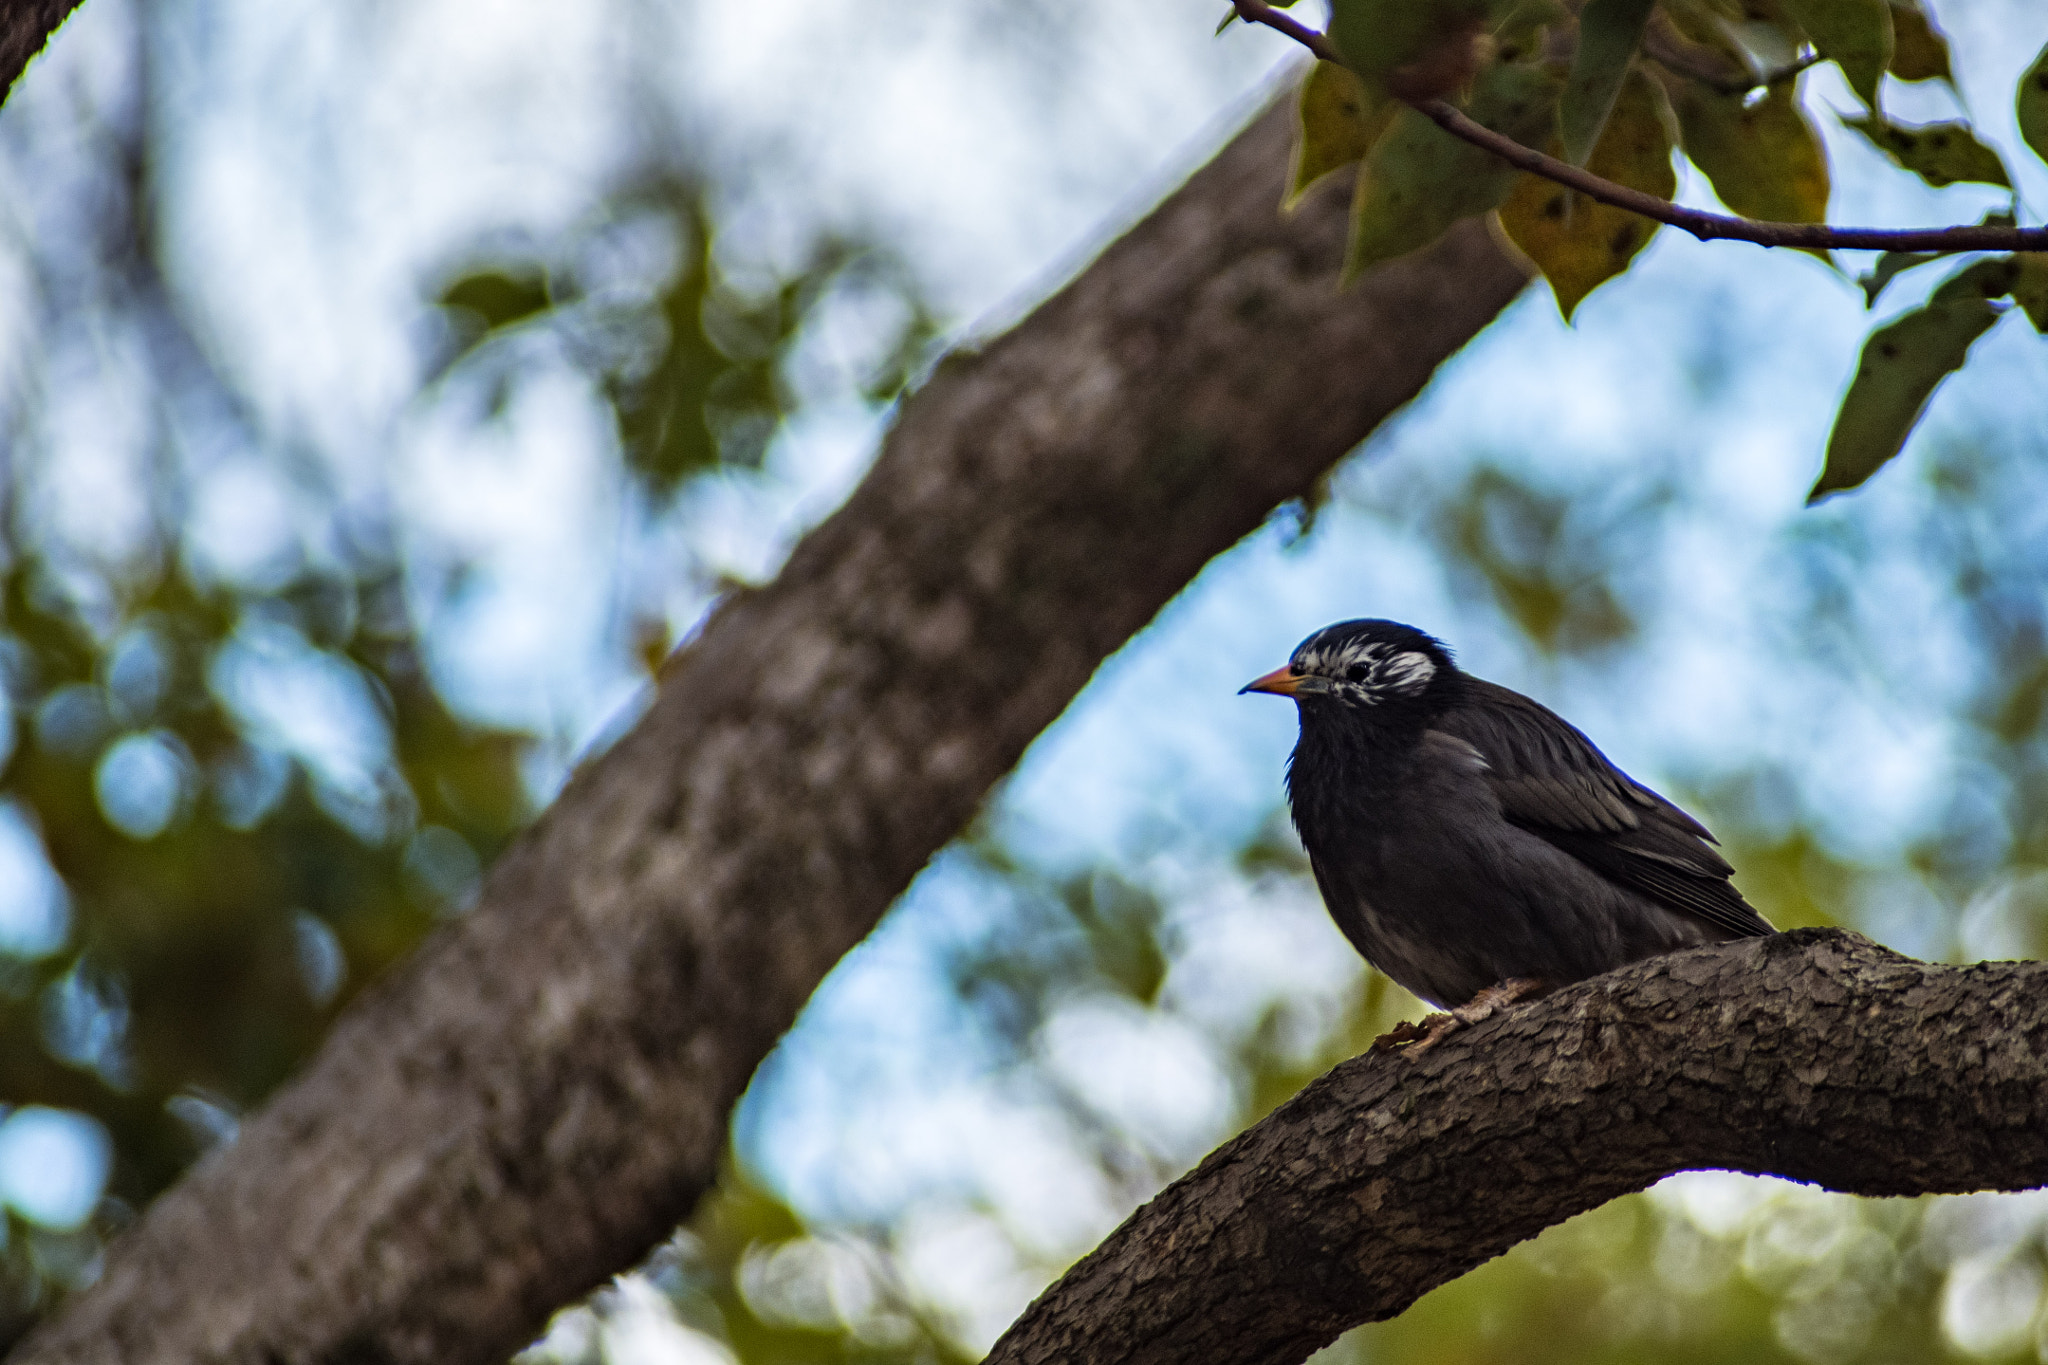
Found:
1242,618 -> 1773,1050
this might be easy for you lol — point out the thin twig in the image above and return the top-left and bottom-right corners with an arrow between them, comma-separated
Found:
1640,26 -> 1821,96
1228,0 -> 2048,254
1235,0 -> 1340,62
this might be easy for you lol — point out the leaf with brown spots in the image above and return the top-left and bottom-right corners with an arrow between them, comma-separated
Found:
1501,68 -> 1675,320
1842,113 -> 2011,189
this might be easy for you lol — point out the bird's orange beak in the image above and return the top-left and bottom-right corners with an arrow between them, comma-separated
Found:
1239,664 -> 1306,697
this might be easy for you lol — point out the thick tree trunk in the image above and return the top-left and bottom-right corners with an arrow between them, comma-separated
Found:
986,929 -> 2048,1365
1,0 -> 82,101
11,82 -> 1533,1364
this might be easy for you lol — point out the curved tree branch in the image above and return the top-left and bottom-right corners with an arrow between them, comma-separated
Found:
985,929 -> 2048,1365
13,80 -> 1534,1365
1228,0 -> 2048,255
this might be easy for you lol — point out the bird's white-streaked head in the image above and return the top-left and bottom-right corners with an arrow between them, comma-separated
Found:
1241,619 -> 1454,708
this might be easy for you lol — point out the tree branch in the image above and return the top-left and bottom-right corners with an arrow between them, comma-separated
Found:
986,929 -> 2048,1365
2,0 -> 85,104
1639,25 -> 1821,96
1227,0 -> 2048,254
12,82 -> 1534,1365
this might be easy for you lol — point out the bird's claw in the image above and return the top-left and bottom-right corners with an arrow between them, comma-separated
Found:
1368,1017 -> 1437,1052
1371,977 -> 1548,1055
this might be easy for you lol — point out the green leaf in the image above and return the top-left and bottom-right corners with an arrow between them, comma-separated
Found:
2019,40 -> 2048,169
1287,62 -> 1397,208
1501,68 -> 1675,319
429,269 -> 557,385
438,270 -> 551,332
1841,113 -> 2010,189
1856,251 -> 1939,307
1885,2 -> 1951,84
1810,261 -> 2007,502
1345,59 -> 1563,279
1559,0 -> 1656,165
2013,256 -> 2048,333
1779,0 -> 1893,108
1327,0 -> 1489,86
1667,78 -> 1830,226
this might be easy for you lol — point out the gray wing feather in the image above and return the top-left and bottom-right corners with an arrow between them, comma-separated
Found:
1433,679 -> 1772,941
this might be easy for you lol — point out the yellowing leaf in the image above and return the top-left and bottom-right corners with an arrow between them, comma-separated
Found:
2019,40 -> 2048,169
1668,78 -> 1829,225
1841,113 -> 2010,188
1779,0 -> 1893,108
1346,60 -> 1563,280
1886,2 -> 1952,83
1810,262 -> 2008,502
1287,62 -> 1396,209
1559,0 -> 1656,165
1501,68 -> 1675,320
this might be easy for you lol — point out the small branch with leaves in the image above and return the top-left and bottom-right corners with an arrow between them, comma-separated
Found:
1222,0 -> 2048,502
1229,0 -> 2046,254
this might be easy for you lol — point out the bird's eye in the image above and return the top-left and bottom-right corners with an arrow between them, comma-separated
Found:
1344,664 -> 1370,683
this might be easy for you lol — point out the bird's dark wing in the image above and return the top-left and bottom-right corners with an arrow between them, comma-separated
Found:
1433,679 -> 1773,940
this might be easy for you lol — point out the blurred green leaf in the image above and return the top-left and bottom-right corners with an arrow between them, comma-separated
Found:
1810,260 -> 2012,502
1559,0 -> 1655,166
1345,58 -> 1563,279
1885,2 -> 1951,83
1667,77 -> 1829,227
1856,250 -> 1939,307
2011,255 -> 2048,333
1501,68 -> 1674,320
1287,62 -> 1396,209
432,269 -> 554,382
1841,113 -> 2010,189
440,269 -> 551,330
1429,466 -> 1640,655
1779,0 -> 1892,108
2019,40 -> 2048,169
1327,0 -> 1490,82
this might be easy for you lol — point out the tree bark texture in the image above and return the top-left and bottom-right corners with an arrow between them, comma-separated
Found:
986,928 -> 2048,1365
12,82 -> 1533,1365
1,0 -> 82,102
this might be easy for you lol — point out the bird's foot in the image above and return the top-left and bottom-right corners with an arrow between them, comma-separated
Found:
1371,977 -> 1548,1055
1369,1013 -> 1457,1053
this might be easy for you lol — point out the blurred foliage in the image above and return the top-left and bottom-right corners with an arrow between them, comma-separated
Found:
431,177 -> 941,500
0,0 -> 937,1346
526,1160 -> 977,1365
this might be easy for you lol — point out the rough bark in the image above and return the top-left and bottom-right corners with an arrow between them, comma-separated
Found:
1,0 -> 83,102
987,928 -> 2048,1365
12,83 -> 1532,1365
